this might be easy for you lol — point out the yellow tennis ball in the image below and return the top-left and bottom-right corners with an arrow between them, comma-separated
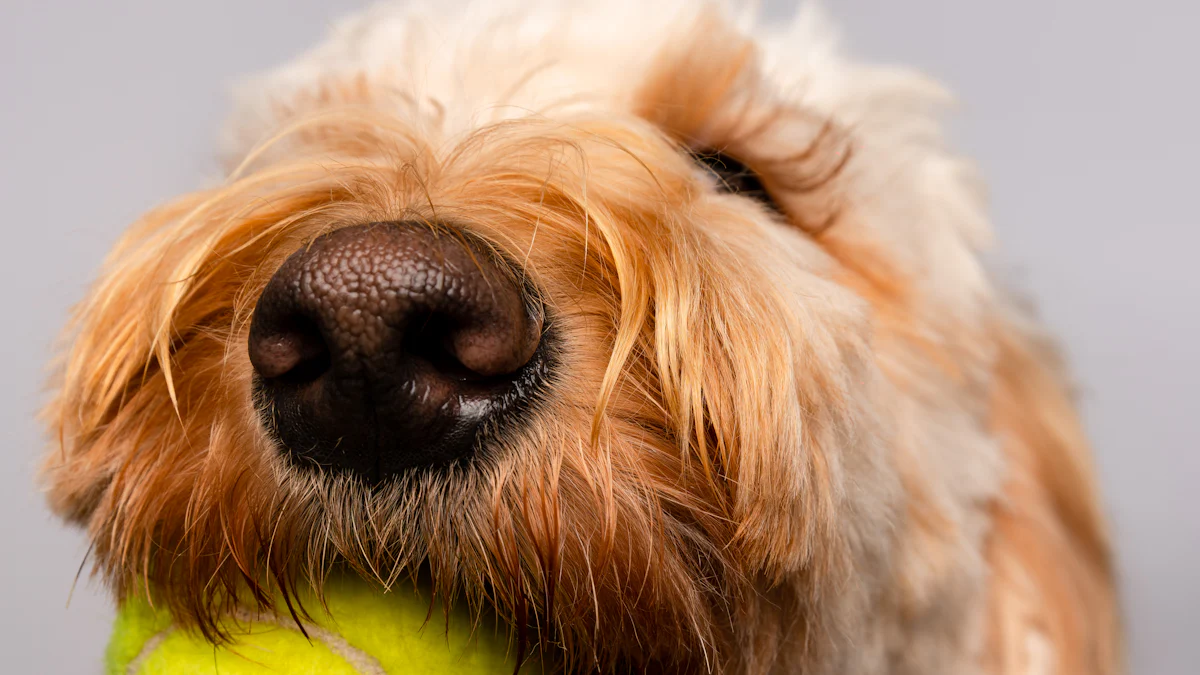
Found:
106,576 -> 534,674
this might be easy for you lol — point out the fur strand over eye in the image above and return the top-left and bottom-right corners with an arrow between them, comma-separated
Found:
691,149 -> 781,213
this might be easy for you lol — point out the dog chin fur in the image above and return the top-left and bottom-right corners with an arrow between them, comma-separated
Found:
43,1 -> 1121,673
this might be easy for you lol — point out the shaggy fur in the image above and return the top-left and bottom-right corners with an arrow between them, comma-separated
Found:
42,1 -> 1121,673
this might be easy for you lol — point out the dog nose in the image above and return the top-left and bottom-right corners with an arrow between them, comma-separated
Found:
248,221 -> 543,481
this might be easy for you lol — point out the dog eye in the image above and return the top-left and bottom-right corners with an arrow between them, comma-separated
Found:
691,150 -> 780,213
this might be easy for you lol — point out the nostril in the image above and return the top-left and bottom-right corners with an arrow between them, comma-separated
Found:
249,314 -> 331,383
402,313 -> 527,386
402,314 -> 477,383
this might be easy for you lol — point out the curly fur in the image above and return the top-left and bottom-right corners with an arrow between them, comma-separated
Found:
42,1 -> 1120,673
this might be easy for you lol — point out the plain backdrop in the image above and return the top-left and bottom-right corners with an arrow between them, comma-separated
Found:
2,1 -> 1196,673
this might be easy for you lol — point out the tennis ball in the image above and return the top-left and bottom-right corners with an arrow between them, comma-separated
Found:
106,575 -> 535,674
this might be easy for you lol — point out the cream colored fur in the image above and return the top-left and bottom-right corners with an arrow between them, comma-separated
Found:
43,1 -> 1119,673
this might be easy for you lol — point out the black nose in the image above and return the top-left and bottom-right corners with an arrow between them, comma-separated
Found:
248,221 -> 544,481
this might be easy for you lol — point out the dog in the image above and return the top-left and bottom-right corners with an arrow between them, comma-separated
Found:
41,1 -> 1122,672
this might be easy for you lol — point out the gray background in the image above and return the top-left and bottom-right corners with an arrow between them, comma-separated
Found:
1,1 -> 1195,672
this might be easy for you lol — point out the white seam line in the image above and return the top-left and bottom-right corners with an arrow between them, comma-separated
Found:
232,608 -> 388,675
126,626 -> 174,675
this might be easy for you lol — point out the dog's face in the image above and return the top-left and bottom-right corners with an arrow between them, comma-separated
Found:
43,2 -> 1000,671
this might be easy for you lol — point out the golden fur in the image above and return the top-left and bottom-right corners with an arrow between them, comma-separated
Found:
42,1 -> 1120,672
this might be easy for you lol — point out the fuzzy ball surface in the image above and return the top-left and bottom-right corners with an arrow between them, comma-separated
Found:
107,576 -> 533,674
